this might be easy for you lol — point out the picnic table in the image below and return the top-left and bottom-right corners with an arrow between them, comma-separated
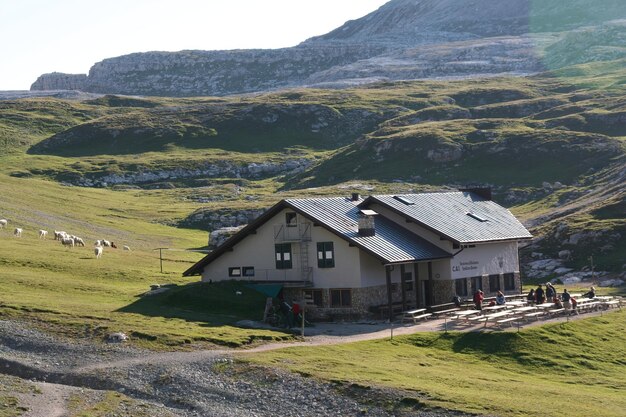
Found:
512,306 -> 536,314
506,300 -> 527,307
450,310 -> 481,321
482,311 -> 513,327
431,308 -> 461,317
482,305 -> 507,312
401,308 -> 431,323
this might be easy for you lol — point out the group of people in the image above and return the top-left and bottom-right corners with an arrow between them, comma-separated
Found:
468,284 -> 597,312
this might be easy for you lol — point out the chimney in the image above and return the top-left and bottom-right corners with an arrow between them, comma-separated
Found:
358,209 -> 377,237
350,192 -> 360,202
459,187 -> 492,201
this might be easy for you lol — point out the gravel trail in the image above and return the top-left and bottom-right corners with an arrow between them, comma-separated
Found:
0,310 -> 614,416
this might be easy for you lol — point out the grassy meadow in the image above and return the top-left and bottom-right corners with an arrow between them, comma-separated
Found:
0,172 -> 294,348
248,310 -> 626,417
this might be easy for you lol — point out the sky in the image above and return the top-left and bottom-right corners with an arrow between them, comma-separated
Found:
0,0 -> 389,90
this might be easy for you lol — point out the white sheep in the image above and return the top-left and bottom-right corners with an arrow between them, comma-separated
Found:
38,229 -> 48,239
102,240 -> 111,247
123,245 -> 131,251
0,219 -> 7,229
94,245 -> 103,259
61,237 -> 75,248
54,231 -> 67,240
74,237 -> 85,247
14,228 -> 22,237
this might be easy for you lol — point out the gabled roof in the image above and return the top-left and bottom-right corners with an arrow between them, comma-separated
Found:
183,196 -> 451,276
359,191 -> 532,244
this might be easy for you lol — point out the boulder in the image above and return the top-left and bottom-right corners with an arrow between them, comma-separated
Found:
562,276 -> 582,285
558,250 -> 571,260
598,279 -> 624,287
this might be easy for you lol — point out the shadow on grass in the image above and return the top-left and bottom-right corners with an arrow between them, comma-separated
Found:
116,281 -> 268,328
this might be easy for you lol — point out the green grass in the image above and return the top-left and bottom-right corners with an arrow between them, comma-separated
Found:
248,311 -> 626,417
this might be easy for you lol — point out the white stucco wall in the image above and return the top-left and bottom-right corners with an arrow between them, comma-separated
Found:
450,241 -> 519,279
201,208 -> 363,288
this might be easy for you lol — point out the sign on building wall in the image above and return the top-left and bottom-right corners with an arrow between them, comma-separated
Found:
451,242 -> 518,279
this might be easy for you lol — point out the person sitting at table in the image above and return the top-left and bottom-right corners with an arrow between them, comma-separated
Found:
570,296 -> 579,314
526,288 -> 535,304
582,286 -> 596,299
535,285 -> 546,304
452,295 -> 462,308
553,296 -> 563,309
473,290 -> 484,310
495,291 -> 506,305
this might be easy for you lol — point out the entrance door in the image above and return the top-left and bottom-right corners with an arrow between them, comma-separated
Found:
422,280 -> 431,307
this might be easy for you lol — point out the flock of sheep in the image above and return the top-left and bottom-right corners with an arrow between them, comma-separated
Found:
0,218 -> 130,258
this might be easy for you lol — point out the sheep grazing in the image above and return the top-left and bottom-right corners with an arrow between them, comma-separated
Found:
14,228 -> 22,237
123,245 -> 131,251
73,237 -> 85,247
38,229 -> 48,239
94,245 -> 103,259
0,219 -> 7,229
102,240 -> 111,247
54,231 -> 67,241
61,237 -> 75,248
110,242 -> 117,249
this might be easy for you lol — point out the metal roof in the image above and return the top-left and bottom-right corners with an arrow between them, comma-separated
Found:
285,197 -> 451,264
360,192 -> 532,244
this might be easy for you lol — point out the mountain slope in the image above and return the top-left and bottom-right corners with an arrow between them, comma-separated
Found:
30,0 -> 626,97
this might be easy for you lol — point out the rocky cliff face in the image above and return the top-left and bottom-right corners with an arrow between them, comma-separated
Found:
30,72 -> 87,91
30,0 -> 626,96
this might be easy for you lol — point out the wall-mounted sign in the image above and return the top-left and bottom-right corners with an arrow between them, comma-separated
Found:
452,260 -> 479,273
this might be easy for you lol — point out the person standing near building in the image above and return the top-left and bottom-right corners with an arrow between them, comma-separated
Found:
473,290 -> 484,310
545,282 -> 556,302
562,288 -> 572,312
535,285 -> 546,304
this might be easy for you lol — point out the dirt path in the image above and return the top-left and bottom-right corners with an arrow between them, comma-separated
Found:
16,382 -> 70,417
75,308 -> 613,372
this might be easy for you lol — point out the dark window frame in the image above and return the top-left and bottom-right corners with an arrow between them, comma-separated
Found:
242,266 -> 255,277
228,267 -> 241,277
455,278 -> 468,297
330,288 -> 352,308
503,273 -> 516,291
317,241 -> 335,268
471,276 -> 483,293
489,274 -> 501,292
403,272 -> 413,291
285,212 -> 297,227
303,289 -> 323,308
275,243 -> 293,269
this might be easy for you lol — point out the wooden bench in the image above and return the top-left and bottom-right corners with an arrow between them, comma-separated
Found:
546,308 -> 564,316
524,311 -> 544,321
603,300 -> 621,309
467,315 -> 488,323
432,308 -> 461,316
496,317 -> 520,327
401,309 -> 431,324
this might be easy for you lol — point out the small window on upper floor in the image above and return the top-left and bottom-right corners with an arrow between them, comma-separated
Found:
286,212 -> 297,227
228,267 -> 241,277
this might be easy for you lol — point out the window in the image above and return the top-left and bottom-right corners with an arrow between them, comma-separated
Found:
275,243 -> 292,269
228,267 -> 241,277
242,266 -> 255,277
304,289 -> 323,308
285,212 -> 297,227
471,276 -> 482,293
504,273 -> 516,291
330,289 -> 351,308
403,272 -> 413,291
317,242 -> 335,268
489,274 -> 501,292
455,278 -> 468,296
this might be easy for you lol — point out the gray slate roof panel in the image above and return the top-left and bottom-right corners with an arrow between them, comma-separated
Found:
365,192 -> 532,243
286,197 -> 451,263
